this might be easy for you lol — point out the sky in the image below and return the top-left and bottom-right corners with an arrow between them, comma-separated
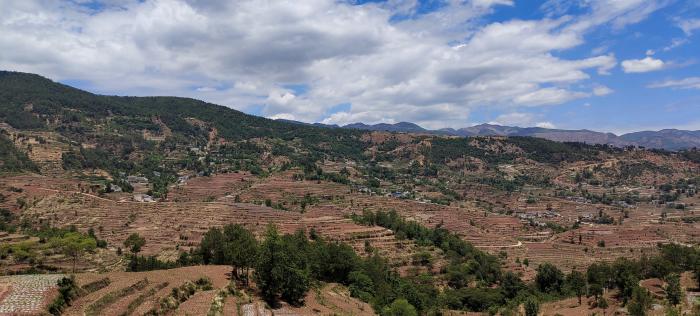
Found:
1,0 -> 699,134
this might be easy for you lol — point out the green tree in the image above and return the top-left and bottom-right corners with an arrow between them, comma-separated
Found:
612,258 -> 641,303
254,225 -> 310,306
524,297 -> 540,316
665,273 -> 682,306
200,227 -> 225,264
627,286 -> 652,316
123,233 -> 146,255
123,233 -> 146,270
501,271 -> 525,299
694,263 -> 700,291
51,232 -> 97,273
382,298 -> 418,316
589,283 -> 604,300
567,270 -> 587,305
348,271 -> 374,301
597,297 -> 609,316
535,263 -> 565,294
587,262 -> 612,293
255,225 -> 285,304
223,224 -> 258,285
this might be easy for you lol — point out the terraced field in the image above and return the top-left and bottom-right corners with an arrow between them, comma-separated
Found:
57,266 -> 372,316
0,274 -> 65,315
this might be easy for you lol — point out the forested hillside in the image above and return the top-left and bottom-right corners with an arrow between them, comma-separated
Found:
0,132 -> 38,173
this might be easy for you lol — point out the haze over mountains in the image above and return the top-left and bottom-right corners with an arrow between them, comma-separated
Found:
285,121 -> 700,151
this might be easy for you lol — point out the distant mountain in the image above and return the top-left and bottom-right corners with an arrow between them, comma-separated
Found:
620,129 -> 700,151
344,122 -> 428,133
275,119 -> 339,128
334,122 -> 699,151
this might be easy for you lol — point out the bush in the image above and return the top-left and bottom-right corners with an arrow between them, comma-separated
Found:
382,299 -> 417,316
48,276 -> 81,315
81,278 -> 111,293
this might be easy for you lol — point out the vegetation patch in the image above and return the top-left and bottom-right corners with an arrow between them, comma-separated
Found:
80,277 -> 111,293
145,278 -> 212,315
120,282 -> 169,316
85,278 -> 149,316
48,276 -> 82,315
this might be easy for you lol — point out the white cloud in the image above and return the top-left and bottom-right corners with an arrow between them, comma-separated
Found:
663,37 -> 688,51
514,88 -> 589,106
678,18 -> 700,35
488,112 -> 535,126
0,0 -> 664,128
621,56 -> 665,73
593,85 -> 614,96
648,77 -> 700,90
535,122 -> 556,129
488,112 -> 555,129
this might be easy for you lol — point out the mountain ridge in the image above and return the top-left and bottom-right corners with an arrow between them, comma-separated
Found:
328,121 -> 699,150
1,70 -> 697,151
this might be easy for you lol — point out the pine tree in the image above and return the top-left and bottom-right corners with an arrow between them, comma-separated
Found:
665,273 -> 682,306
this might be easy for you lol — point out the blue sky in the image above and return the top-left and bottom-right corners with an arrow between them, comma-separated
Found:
1,0 -> 699,133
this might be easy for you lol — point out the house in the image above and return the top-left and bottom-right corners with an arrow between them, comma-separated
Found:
109,184 -> 122,192
133,194 -> 156,203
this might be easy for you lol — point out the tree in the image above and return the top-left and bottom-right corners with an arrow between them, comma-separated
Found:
589,283 -> 604,300
223,224 -> 258,285
348,271 -> 374,301
597,297 -> 609,316
612,258 -> 641,303
524,297 -> 540,316
123,233 -> 146,270
501,271 -> 525,299
254,225 -> 310,306
51,232 -> 97,273
627,286 -> 652,316
694,263 -> 700,291
587,262 -> 612,293
382,298 -> 418,316
255,225 -> 285,304
200,227 -> 225,264
123,233 -> 146,255
665,273 -> 682,306
535,263 -> 565,293
567,270 -> 587,305
311,240 -> 359,283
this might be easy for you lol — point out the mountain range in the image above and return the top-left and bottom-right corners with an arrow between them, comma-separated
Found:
0,70 -> 696,151
281,121 -> 699,151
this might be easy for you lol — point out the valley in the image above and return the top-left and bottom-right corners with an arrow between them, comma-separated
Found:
0,71 -> 699,315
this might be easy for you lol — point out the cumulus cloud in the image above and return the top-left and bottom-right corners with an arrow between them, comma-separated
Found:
621,56 -> 665,73
0,0 -> 665,128
648,77 -> 700,90
593,85 -> 614,96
